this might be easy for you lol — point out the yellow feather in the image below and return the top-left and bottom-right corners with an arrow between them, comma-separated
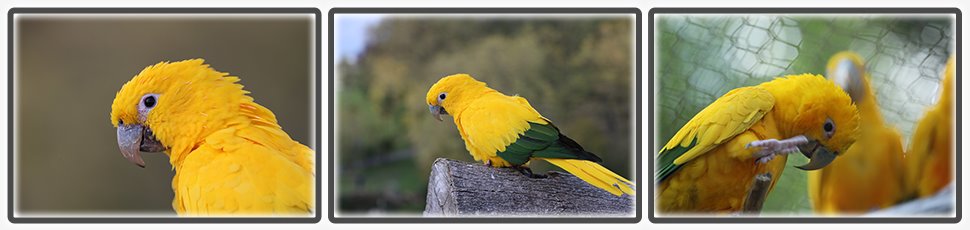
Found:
544,159 -> 622,196
552,159 -> 635,195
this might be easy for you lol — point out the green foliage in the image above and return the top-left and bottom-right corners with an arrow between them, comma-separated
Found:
337,17 -> 634,214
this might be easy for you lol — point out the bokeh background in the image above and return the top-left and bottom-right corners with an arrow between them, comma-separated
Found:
655,14 -> 954,214
335,14 -> 636,215
13,14 -> 314,216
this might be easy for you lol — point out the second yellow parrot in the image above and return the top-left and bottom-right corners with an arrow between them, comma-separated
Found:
657,74 -> 860,213
904,56 -> 955,198
110,59 -> 314,216
806,51 -> 907,214
425,74 -> 635,197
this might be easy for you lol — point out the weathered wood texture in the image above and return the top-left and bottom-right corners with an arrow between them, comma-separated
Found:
742,173 -> 772,214
424,158 -> 635,216
866,182 -> 955,216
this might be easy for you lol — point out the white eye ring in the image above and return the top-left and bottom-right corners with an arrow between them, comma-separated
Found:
823,118 -> 835,139
137,93 -> 160,122
438,92 -> 447,102
143,95 -> 157,108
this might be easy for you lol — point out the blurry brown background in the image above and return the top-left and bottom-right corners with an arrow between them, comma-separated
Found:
13,14 -> 314,215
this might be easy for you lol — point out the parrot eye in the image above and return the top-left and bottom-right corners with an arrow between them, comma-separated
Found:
438,92 -> 447,101
143,95 -> 156,108
823,118 -> 835,139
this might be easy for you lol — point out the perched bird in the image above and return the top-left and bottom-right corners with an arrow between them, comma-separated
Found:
904,56 -> 955,198
425,74 -> 634,196
110,59 -> 313,216
806,51 -> 906,214
657,74 -> 860,213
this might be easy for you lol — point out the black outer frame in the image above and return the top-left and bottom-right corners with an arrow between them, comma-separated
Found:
6,8 -> 323,224
648,7 -> 961,224
328,8 -> 642,224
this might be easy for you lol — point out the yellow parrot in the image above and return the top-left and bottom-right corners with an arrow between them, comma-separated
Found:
904,56 -> 955,198
657,74 -> 861,213
110,59 -> 314,216
806,51 -> 906,214
425,74 -> 635,196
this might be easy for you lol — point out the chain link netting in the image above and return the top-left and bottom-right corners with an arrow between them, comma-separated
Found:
655,14 -> 954,213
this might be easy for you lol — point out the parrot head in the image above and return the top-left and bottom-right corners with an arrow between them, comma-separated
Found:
110,59 -> 248,167
826,51 -> 868,102
425,74 -> 489,122
777,74 -> 861,170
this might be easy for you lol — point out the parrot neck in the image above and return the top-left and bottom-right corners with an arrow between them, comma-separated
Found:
444,86 -> 498,118
165,102 -> 281,169
855,79 -> 887,126
766,93 -> 801,137
159,79 -> 279,169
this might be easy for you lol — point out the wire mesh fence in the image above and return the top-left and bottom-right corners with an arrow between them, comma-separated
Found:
655,14 -> 954,214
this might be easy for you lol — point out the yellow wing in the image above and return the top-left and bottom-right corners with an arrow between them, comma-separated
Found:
173,127 -> 313,216
456,93 -> 545,167
657,86 -> 775,182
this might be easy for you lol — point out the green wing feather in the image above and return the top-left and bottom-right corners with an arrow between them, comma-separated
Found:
657,137 -> 697,183
496,121 -> 601,165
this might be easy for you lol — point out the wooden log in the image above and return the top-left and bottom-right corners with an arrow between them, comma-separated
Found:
423,158 -> 635,216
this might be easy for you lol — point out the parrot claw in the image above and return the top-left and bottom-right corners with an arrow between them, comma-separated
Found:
757,155 -> 775,164
747,136 -> 810,164
514,166 -> 547,179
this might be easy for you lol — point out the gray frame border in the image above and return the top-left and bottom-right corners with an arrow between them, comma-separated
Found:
647,7 -> 961,224
328,7 -> 642,224
6,7 -> 323,224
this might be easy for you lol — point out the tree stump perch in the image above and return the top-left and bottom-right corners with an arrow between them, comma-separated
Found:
424,158 -> 635,216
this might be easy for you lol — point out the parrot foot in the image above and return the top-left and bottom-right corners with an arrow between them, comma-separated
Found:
513,166 -> 547,179
756,154 -> 777,164
746,136 -> 809,164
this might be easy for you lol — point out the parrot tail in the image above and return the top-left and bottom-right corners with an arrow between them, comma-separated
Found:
542,158 -> 635,196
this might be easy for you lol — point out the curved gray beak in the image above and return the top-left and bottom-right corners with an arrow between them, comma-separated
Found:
429,105 -> 447,122
794,142 -> 838,171
116,123 -> 164,168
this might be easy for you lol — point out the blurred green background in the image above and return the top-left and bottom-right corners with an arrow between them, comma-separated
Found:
335,15 -> 636,215
656,15 -> 953,215
14,15 -> 313,215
